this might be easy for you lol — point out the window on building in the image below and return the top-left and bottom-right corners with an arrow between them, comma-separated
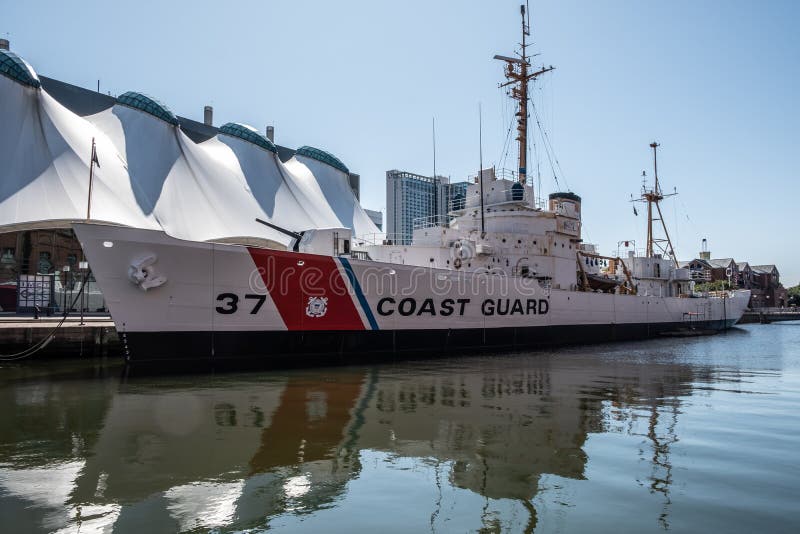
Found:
0,248 -> 14,264
38,252 -> 52,274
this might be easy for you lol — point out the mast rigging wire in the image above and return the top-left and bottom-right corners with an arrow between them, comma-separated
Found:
530,95 -> 570,191
497,87 -> 516,172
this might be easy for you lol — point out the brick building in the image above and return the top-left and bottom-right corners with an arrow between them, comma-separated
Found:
707,258 -> 738,285
680,249 -> 788,308
749,265 -> 788,308
0,229 -> 84,284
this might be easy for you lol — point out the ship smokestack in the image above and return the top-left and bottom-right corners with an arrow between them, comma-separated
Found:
203,105 -> 213,126
0,39 -> 9,51
699,238 -> 710,260
266,125 -> 274,143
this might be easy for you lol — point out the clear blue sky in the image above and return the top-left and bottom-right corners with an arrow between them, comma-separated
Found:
5,0 -> 799,285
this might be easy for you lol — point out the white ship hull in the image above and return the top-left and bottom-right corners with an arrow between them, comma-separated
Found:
75,224 -> 750,362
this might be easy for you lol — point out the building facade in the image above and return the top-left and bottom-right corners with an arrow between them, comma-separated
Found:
0,229 -> 84,284
707,258 -> 739,286
749,265 -> 788,308
364,209 -> 383,231
0,229 -> 88,311
681,250 -> 788,308
680,259 -> 708,281
385,170 -> 470,245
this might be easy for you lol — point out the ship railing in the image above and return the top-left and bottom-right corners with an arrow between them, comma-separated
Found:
690,290 -> 735,298
707,290 -> 736,298
690,269 -> 711,281
615,247 -> 646,258
463,186 -> 534,208
495,168 -> 521,182
466,167 -> 519,183
354,233 -> 413,246
412,215 -> 453,230
345,250 -> 372,261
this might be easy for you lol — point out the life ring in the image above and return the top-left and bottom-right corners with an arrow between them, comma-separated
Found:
454,257 -> 462,269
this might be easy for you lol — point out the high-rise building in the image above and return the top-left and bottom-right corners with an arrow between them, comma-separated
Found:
448,181 -> 469,211
386,170 -> 470,244
364,208 -> 383,231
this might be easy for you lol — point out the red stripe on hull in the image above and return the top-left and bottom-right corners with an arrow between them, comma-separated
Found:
247,248 -> 365,331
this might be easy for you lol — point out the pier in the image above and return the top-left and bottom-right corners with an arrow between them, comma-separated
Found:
0,316 -> 119,358
738,308 -> 800,324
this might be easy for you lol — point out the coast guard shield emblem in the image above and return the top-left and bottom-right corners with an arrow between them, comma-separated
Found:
305,296 -> 328,318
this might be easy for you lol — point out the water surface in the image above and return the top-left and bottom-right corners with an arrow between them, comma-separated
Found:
1,323 -> 799,533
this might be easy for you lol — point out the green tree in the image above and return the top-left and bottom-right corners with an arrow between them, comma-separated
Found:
788,284 -> 800,307
694,280 -> 732,292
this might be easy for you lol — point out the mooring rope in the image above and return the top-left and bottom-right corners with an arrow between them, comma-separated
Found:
0,280 -> 88,361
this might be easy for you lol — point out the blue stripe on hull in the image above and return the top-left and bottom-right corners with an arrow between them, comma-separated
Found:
338,257 -> 379,331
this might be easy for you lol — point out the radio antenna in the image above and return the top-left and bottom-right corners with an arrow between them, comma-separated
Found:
525,0 -> 531,36
479,102 -> 485,237
432,116 -> 437,183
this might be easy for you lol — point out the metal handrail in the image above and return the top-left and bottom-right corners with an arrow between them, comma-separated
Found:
466,167 -> 520,183
354,233 -> 412,246
412,215 -> 453,230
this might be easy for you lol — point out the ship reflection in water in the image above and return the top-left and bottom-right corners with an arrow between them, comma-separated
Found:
1,324 -> 799,533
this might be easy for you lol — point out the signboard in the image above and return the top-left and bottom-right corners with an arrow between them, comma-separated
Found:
17,274 -> 53,310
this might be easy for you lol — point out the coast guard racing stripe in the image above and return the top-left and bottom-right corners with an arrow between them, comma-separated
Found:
248,248 -> 366,331
339,257 -> 379,330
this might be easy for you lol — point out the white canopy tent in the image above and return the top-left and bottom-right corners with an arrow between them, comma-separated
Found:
0,73 -> 161,233
0,48 -> 380,249
283,154 -> 379,239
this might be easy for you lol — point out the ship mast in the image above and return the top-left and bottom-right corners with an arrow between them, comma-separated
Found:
494,3 -> 554,192
634,142 -> 679,267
